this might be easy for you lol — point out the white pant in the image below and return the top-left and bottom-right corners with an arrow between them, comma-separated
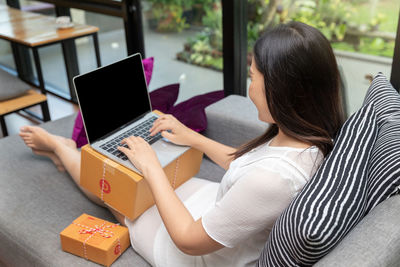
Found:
125,178 -> 220,266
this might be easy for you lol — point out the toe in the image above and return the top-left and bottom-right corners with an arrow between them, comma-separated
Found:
26,126 -> 38,133
21,135 -> 31,140
19,132 -> 31,137
22,137 -> 32,143
20,126 -> 33,133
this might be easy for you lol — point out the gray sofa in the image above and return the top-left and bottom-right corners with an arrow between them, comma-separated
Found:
0,95 -> 399,266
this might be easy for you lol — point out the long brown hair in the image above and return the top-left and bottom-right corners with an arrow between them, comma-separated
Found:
233,22 -> 345,159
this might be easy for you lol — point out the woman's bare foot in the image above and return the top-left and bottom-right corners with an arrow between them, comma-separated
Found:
19,126 -> 76,151
32,149 -> 66,172
19,126 -> 58,151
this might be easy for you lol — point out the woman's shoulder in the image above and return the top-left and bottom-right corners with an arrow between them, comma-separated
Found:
243,142 -> 322,169
238,145 -> 324,186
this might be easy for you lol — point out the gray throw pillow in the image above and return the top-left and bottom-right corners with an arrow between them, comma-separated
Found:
258,102 -> 378,266
0,68 -> 30,101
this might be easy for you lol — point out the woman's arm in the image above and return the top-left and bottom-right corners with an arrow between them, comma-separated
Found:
187,131 -> 236,170
145,166 -> 224,255
118,137 -> 224,255
150,114 -> 235,170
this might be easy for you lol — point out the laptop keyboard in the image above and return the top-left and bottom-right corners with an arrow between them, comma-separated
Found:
99,116 -> 162,161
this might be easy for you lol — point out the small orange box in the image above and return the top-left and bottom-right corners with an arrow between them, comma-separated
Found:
60,213 -> 130,267
80,141 -> 203,221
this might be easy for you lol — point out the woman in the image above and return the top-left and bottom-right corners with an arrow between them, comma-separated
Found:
20,21 -> 344,266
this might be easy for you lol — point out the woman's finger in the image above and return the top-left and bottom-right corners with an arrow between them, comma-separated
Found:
150,121 -> 173,136
117,146 -> 130,155
160,130 -> 173,140
130,136 -> 147,147
153,115 -> 167,124
151,114 -> 174,129
150,116 -> 168,132
133,135 -> 145,142
124,137 -> 136,149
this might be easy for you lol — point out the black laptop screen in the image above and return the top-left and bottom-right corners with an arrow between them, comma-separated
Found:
73,54 -> 151,143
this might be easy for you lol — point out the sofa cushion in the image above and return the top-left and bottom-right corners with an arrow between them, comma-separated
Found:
0,111 -> 230,267
363,73 -> 400,213
258,102 -> 378,266
314,195 -> 400,266
0,115 -> 149,266
0,68 -> 30,101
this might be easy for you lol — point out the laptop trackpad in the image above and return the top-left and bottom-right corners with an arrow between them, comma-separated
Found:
152,141 -> 190,168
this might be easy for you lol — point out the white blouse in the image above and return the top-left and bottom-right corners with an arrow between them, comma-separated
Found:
126,139 -> 324,267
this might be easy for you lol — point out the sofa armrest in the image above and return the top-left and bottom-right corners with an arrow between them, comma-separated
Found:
203,95 -> 268,148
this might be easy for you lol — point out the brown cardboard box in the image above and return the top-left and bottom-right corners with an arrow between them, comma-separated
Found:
60,213 -> 130,267
80,144 -> 203,220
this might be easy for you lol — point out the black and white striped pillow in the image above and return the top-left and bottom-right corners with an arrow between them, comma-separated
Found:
363,73 -> 400,213
258,102 -> 378,266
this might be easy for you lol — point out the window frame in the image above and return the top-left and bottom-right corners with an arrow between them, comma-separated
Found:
390,10 -> 400,92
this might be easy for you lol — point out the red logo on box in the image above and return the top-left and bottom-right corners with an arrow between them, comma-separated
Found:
99,179 -> 111,194
114,244 -> 121,255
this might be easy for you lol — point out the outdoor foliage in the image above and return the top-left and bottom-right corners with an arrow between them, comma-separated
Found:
146,0 -> 190,32
146,0 -> 398,71
176,2 -> 223,70
146,0 -> 216,32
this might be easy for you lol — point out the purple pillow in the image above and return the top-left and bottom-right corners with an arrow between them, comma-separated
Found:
169,90 -> 224,132
72,57 -> 154,148
71,112 -> 88,148
149,83 -> 179,113
142,57 -> 154,86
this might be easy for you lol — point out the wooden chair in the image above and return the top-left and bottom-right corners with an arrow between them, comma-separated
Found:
0,71 -> 50,137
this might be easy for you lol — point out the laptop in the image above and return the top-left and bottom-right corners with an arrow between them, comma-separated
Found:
73,53 -> 190,174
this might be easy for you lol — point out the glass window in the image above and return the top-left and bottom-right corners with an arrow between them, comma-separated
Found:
0,0 -> 129,99
247,0 -> 399,115
0,0 -> 16,71
141,0 -> 223,103
0,40 -> 15,71
0,0 -> 224,102
71,9 -> 127,73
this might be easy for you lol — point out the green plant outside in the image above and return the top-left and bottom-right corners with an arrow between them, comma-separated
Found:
146,0 -> 218,32
173,0 -> 398,71
332,37 -> 396,58
148,3 -> 188,32
351,0 -> 399,33
176,2 -> 223,71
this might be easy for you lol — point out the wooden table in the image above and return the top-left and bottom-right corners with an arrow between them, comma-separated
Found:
0,5 -> 102,121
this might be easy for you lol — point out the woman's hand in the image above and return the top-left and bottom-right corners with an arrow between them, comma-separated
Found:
118,136 -> 162,177
150,114 -> 198,146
